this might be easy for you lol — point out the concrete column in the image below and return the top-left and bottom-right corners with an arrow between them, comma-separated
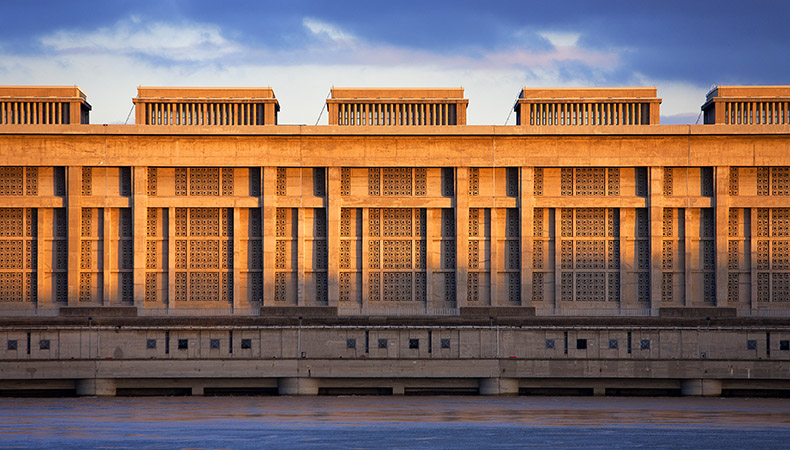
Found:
478,377 -> 519,396
425,209 -> 434,308
37,208 -> 49,308
67,167 -> 82,306
520,167 -> 534,306
278,377 -> 319,396
649,167 -> 664,313
297,207 -> 305,306
490,208 -> 498,305
103,207 -> 111,305
168,207 -> 175,309
680,379 -> 722,397
593,386 -> 606,397
750,208 -> 757,311
327,168 -> 340,307
262,167 -> 276,306
715,167 -> 729,306
685,208 -> 693,307
456,168 -> 469,308
76,378 -> 116,397
619,209 -> 627,308
264,104 -> 277,125
554,207 -> 562,312
132,167 -> 147,307
361,208 -> 369,311
233,207 -> 241,310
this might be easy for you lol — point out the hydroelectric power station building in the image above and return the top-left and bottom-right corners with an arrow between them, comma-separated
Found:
0,84 -> 789,396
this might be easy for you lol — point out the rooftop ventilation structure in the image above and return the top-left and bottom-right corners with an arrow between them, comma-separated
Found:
327,88 -> 468,126
133,87 -> 280,126
515,87 -> 661,126
0,86 -> 91,125
701,86 -> 790,125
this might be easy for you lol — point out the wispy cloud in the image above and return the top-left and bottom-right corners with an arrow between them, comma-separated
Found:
39,16 -> 241,61
539,31 -> 581,48
0,15 -> 709,125
302,17 -> 356,46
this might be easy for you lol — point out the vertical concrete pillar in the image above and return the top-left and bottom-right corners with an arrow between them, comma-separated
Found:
167,207 -> 175,309
262,167 -> 276,306
554,207 -> 562,312
650,103 -> 661,125
685,208 -> 693,307
750,208 -> 757,311
490,208 -> 498,305
680,379 -> 722,397
425,209 -> 435,309
76,378 -> 116,397
37,208 -> 50,308
132,167 -> 147,307
233,207 -> 241,310
327,168 -> 340,307
619,209 -> 628,308
456,168 -> 469,308
264,104 -> 277,125
103,206 -> 112,305
593,386 -> 606,397
715,167 -> 729,306
67,167 -> 82,306
520,167 -> 534,307
649,167 -> 664,313
278,377 -> 319,396
361,208 -> 369,311
478,377 -> 519,396
297,207 -> 305,306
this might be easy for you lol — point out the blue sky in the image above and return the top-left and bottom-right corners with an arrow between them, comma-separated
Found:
1,0 -> 787,125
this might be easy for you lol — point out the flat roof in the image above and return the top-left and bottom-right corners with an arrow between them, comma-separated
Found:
519,87 -> 658,99
330,87 -> 465,100
706,85 -> 790,101
135,87 -> 277,100
0,85 -> 88,100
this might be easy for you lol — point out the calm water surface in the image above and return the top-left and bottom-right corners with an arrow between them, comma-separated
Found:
0,396 -> 788,449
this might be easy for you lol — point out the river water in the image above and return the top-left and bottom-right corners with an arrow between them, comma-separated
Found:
0,396 -> 788,449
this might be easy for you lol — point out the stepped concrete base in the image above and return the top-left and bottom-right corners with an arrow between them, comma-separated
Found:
76,378 -> 116,396
278,377 -> 320,396
681,379 -> 722,397
478,378 -> 519,395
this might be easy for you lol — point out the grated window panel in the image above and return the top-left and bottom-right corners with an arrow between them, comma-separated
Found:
575,168 -> 605,196
607,168 -> 620,196
663,168 -> 673,196
468,168 -> 479,196
532,272 -> 544,302
772,167 -> 790,196
729,167 -> 738,196
534,168 -> 544,196
276,168 -> 287,196
341,168 -> 351,196
758,167 -> 770,196
561,168 -> 573,196
147,167 -> 157,196
25,167 -> 38,196
175,168 -> 187,196
368,169 -> 381,196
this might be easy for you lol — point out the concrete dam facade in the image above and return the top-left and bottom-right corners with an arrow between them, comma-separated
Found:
0,85 -> 789,396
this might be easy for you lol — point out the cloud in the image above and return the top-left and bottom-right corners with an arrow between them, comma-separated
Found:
0,15 -> 709,126
539,31 -> 581,48
302,18 -> 355,46
39,17 -> 241,62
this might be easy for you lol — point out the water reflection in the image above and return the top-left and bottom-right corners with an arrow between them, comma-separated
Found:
0,397 -> 788,449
